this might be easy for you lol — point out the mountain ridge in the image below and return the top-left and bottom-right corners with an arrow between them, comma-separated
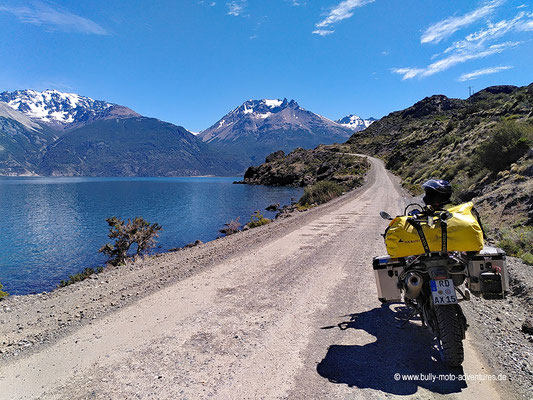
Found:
0,90 -> 245,176
0,90 -> 379,176
199,98 -> 355,164
0,89 -> 139,130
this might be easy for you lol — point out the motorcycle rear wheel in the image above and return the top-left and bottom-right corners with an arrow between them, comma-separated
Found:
435,305 -> 464,367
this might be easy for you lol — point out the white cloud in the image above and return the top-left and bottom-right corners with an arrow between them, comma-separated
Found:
0,1 -> 108,35
421,0 -> 503,44
517,4 -> 528,9
313,29 -> 335,36
393,4 -> 531,81
458,65 -> 513,81
443,11 -> 532,53
391,68 -> 425,80
516,12 -> 533,30
227,1 -> 246,16
315,0 -> 374,29
392,41 -> 520,79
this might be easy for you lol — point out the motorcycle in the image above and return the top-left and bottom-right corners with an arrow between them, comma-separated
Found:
374,203 -> 509,367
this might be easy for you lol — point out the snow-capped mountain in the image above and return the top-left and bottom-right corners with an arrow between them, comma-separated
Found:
0,89 -> 139,129
0,89 -> 248,176
336,115 -> 377,131
199,98 -> 353,163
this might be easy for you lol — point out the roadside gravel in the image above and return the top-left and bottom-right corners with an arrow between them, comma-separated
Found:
462,257 -> 533,399
0,167 -> 377,362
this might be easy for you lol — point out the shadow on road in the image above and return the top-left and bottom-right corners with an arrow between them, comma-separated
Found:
317,303 -> 467,396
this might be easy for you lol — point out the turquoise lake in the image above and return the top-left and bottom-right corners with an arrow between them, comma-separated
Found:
0,177 -> 303,295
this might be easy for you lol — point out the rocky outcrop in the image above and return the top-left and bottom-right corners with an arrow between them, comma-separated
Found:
239,145 -> 370,188
400,95 -> 464,119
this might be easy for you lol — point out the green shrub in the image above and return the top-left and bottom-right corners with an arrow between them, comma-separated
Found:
99,216 -> 162,266
59,267 -> 104,288
296,203 -> 315,211
474,121 -> 533,173
0,281 -> 8,299
247,211 -> 271,228
299,180 -> 344,205
521,253 -> 533,265
498,226 -> 533,264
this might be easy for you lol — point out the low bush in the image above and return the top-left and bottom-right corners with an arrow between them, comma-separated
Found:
247,211 -> 271,228
474,121 -> 533,174
220,217 -> 241,235
0,281 -> 8,299
296,203 -> 315,212
521,253 -> 533,265
59,266 -> 104,288
299,180 -> 344,205
498,226 -> 533,265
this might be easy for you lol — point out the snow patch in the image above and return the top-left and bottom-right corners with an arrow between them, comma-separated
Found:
2,89 -> 114,125
317,113 -> 335,124
336,114 -> 376,130
264,99 -> 282,108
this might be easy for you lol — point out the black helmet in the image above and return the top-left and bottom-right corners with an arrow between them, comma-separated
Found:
422,179 -> 452,208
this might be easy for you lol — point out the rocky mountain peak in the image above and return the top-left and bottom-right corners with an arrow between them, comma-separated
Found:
232,98 -> 299,118
0,89 -> 139,129
336,114 -> 376,131
198,98 -> 353,164
400,95 -> 464,118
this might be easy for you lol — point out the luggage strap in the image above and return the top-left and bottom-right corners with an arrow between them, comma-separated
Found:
440,219 -> 448,254
471,207 -> 487,240
407,218 -> 431,254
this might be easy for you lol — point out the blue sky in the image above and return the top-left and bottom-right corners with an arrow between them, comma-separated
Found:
0,0 -> 532,131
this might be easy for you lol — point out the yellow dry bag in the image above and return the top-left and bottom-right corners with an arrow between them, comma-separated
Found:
385,202 -> 484,258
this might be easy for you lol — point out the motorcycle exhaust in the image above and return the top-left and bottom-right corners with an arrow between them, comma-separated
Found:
405,272 -> 423,299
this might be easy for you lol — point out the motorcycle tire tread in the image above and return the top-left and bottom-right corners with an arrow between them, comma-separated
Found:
435,305 -> 465,367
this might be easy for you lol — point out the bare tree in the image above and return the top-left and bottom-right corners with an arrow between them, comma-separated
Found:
219,217 -> 241,236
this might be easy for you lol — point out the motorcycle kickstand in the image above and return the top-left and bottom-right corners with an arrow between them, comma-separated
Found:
398,308 -> 418,328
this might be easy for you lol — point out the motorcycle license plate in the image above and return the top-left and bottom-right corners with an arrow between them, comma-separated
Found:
430,279 -> 458,305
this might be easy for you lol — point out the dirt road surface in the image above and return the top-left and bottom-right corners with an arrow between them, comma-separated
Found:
0,157 -> 510,399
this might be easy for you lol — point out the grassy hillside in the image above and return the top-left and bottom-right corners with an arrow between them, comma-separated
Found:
347,84 -> 532,262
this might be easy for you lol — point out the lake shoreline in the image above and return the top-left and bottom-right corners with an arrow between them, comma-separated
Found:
0,175 -> 302,295
0,165 -> 377,360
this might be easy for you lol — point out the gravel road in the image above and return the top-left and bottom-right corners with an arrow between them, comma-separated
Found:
0,157 -> 525,399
